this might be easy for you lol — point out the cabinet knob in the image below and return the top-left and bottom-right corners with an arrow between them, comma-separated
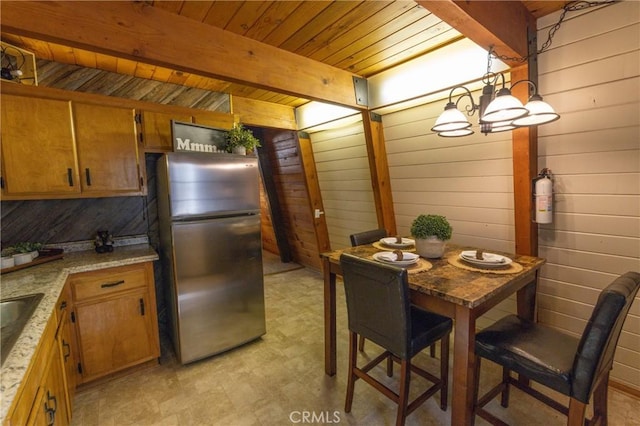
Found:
67,168 -> 74,187
85,168 -> 92,186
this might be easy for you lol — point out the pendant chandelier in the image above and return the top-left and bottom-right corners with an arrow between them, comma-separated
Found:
431,48 -> 559,137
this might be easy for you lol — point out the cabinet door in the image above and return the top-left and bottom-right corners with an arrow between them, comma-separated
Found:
75,290 -> 158,381
27,333 -> 70,426
1,94 -> 80,196
56,310 -> 76,421
73,103 -> 142,194
140,110 -> 192,151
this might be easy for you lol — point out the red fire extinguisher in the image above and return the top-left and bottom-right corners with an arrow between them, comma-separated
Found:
533,168 -> 553,224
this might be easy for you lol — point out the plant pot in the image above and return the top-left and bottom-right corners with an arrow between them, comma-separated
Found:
1,256 -> 15,269
415,236 -> 447,258
12,252 -> 32,265
29,250 -> 39,260
232,146 -> 247,155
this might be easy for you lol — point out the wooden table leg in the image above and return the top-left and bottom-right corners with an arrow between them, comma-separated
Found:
451,305 -> 477,426
323,257 -> 337,376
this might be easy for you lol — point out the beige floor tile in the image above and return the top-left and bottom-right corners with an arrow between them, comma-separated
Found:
72,263 -> 640,426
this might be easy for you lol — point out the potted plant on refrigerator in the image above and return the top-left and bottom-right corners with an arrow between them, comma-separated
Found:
410,214 -> 452,258
224,123 -> 261,155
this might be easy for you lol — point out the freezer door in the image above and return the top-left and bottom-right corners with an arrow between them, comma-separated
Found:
171,214 -> 265,364
164,152 -> 260,219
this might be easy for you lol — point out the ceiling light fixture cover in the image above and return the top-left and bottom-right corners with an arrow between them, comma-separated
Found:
431,49 -> 560,138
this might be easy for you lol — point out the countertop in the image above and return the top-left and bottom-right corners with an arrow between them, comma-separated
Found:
0,243 -> 159,422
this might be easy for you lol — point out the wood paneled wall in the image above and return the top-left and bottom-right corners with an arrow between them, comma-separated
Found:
262,128 -> 320,269
309,121 -> 379,250
535,1 -> 640,392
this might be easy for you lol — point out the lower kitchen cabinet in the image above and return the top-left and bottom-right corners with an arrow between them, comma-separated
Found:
28,337 -> 70,426
69,262 -> 160,384
4,291 -> 72,426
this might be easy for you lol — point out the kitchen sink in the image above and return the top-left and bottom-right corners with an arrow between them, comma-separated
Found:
1,293 -> 44,365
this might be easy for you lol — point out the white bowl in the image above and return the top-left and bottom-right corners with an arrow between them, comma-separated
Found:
1,256 -> 15,269
12,252 -> 32,265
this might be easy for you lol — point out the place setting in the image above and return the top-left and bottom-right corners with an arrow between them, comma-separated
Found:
370,248 -> 432,274
448,248 -> 523,274
372,235 -> 416,252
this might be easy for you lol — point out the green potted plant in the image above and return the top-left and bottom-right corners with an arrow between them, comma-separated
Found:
410,214 -> 452,258
224,123 -> 261,155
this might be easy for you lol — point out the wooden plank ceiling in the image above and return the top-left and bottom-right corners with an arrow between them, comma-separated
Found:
1,1 -> 566,109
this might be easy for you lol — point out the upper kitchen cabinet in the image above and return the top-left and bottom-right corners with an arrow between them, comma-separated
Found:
138,110 -> 192,152
73,103 -> 144,195
1,94 -> 81,197
139,110 -> 236,152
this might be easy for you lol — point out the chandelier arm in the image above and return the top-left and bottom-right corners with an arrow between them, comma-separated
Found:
510,79 -> 538,95
448,86 -> 479,116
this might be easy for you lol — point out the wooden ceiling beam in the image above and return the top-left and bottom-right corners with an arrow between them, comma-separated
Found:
0,1 -> 365,109
418,0 -> 536,66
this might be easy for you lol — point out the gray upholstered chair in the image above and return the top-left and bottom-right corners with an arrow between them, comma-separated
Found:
473,271 -> 640,425
340,253 -> 452,426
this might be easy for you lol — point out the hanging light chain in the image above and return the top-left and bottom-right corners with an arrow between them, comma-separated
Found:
491,0 -> 619,64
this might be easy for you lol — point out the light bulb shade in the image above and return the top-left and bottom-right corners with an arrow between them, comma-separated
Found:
487,120 -> 517,133
437,128 -> 474,137
481,88 -> 528,123
512,97 -> 560,126
431,103 -> 472,132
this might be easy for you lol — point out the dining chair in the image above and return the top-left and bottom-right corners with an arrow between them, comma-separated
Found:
340,253 -> 452,426
349,228 -> 387,247
349,228 -> 388,351
473,271 -> 640,426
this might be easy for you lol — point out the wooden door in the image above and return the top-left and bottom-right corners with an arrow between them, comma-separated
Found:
140,110 -> 192,151
1,94 -> 80,196
73,103 -> 142,195
75,290 -> 158,381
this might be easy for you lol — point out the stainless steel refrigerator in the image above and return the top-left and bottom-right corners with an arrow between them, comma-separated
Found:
156,152 -> 265,364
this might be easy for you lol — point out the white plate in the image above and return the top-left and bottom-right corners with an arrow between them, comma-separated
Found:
373,251 -> 419,266
380,237 -> 415,248
459,250 -> 512,268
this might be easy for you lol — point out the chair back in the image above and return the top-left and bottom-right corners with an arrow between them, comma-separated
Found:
349,229 -> 387,247
572,271 -> 640,402
340,253 -> 411,358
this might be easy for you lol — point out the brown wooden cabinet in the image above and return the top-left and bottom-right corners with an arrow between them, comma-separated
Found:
4,290 -> 73,426
139,110 -> 236,152
55,286 -> 76,420
73,103 -> 144,195
28,324 -> 71,426
69,262 -> 160,384
0,94 -> 80,197
139,110 -> 192,152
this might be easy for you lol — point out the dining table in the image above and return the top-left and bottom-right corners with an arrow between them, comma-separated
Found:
320,242 -> 546,426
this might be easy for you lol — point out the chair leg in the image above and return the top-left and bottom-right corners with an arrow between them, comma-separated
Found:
592,371 -> 610,425
439,333 -> 450,410
387,354 -> 394,377
500,367 -> 511,407
345,331 -> 358,413
568,398 -> 588,426
358,335 -> 366,351
430,342 -> 436,358
396,359 -> 411,426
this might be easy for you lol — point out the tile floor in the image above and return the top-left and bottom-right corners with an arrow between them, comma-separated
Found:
71,257 -> 640,425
